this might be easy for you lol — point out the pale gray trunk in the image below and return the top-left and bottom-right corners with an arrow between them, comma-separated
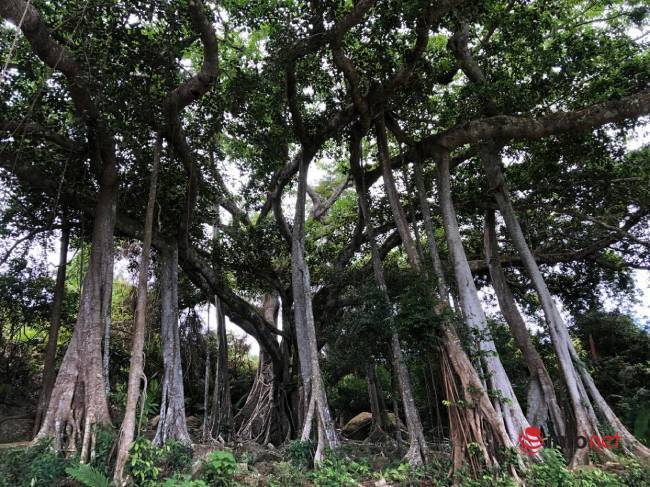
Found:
480,141 -> 649,463
102,260 -> 112,394
154,245 -> 191,446
412,160 -> 449,299
484,209 -> 565,438
437,151 -> 529,445
405,144 -> 517,470
114,135 -> 161,483
292,154 -> 339,461
358,127 -> 429,465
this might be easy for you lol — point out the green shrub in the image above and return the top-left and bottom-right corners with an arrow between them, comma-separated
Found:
202,450 -> 237,486
309,455 -> 370,487
162,474 -> 208,487
65,463 -> 113,487
0,439 -> 70,487
267,461 -> 308,487
573,467 -> 624,486
158,439 -> 193,477
92,425 -> 116,476
525,448 -> 574,487
616,459 -> 650,487
287,439 -> 315,468
127,438 -> 161,487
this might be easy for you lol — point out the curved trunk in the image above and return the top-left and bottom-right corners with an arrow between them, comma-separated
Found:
436,151 -> 530,445
292,153 -> 339,462
483,209 -> 566,439
480,141 -> 649,464
154,245 -> 191,447
114,135 -> 161,483
34,222 -> 70,435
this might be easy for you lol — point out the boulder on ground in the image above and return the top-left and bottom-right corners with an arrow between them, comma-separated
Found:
0,415 -> 33,443
342,412 -> 373,440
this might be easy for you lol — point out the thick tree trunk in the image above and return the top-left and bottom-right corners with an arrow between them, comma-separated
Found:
480,141 -> 649,464
154,245 -> 191,446
114,136 -> 161,483
291,153 -> 339,462
34,222 -> 70,435
483,209 -> 566,439
234,293 -> 282,444
34,161 -> 117,461
3,0 -> 119,461
208,295 -> 233,441
436,151 -> 530,445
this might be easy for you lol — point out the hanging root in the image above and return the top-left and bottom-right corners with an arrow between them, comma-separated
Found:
234,359 -> 276,443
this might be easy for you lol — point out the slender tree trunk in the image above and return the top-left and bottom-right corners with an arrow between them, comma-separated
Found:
356,127 -> 429,465
34,222 -> 70,435
484,209 -> 566,438
208,295 -> 233,441
369,122 -> 520,470
114,135 -> 161,483
436,150 -> 530,445
412,160 -> 449,299
291,153 -> 339,462
154,245 -> 191,446
366,363 -> 389,435
35,155 -> 118,462
479,141 -> 649,464
202,302 -> 212,442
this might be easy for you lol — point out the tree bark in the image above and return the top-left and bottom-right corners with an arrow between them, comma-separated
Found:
33,221 -> 70,435
202,302 -> 212,442
436,150 -> 530,445
4,0 -> 119,460
381,123 -> 520,471
366,363 -> 389,435
154,244 -> 191,447
357,126 -> 429,465
291,153 -> 339,462
34,162 -> 117,459
234,293 -> 283,444
208,295 -> 233,441
480,141 -> 649,464
114,135 -> 161,484
483,209 -> 566,439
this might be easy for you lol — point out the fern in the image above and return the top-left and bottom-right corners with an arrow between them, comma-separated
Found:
65,463 -> 113,487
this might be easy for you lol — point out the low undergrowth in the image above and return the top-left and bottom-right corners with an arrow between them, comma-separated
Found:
0,439 -> 648,486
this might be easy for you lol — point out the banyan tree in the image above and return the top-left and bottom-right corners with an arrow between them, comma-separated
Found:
1,0 -> 649,483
